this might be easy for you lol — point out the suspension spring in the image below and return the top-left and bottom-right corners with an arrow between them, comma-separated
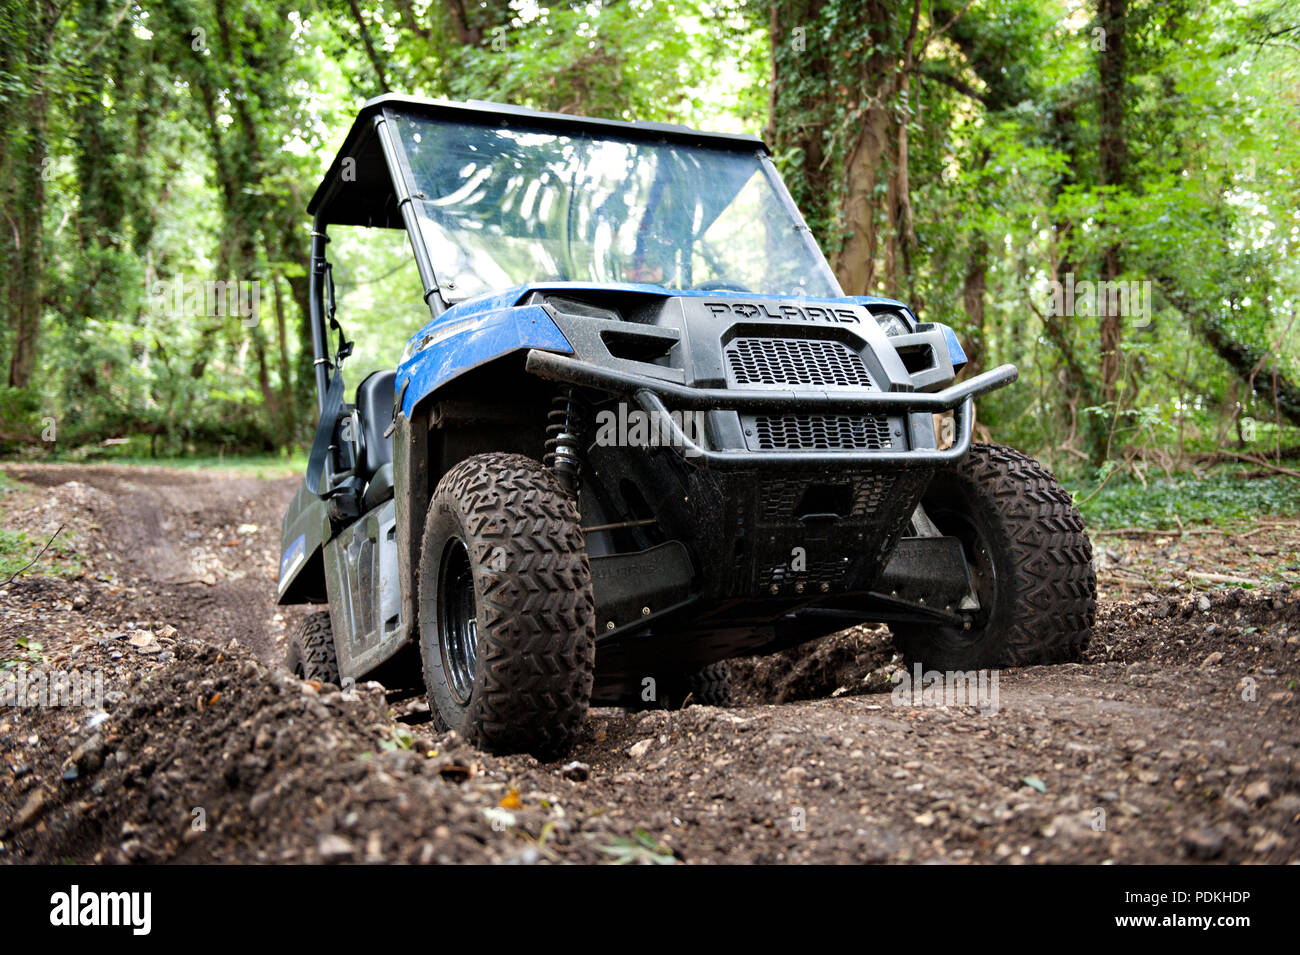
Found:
544,387 -> 586,494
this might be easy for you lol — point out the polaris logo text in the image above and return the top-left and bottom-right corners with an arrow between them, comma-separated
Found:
594,403 -> 707,457
891,664 -> 1000,715
704,301 -> 860,323
49,885 -> 152,935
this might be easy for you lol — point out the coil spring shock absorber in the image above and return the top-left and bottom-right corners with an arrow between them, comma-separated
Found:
545,387 -> 585,495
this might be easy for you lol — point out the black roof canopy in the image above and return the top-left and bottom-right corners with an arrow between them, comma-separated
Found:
307,94 -> 769,228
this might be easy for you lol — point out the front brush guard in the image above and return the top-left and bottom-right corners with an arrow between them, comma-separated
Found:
525,350 -> 1018,470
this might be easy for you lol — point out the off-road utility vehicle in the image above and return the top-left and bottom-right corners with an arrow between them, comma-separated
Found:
278,96 -> 1095,758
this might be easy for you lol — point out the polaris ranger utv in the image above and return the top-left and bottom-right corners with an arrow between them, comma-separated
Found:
278,96 -> 1095,758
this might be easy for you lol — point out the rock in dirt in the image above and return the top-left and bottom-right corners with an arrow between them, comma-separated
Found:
317,834 -> 355,862
627,738 -> 654,759
12,789 -> 48,830
1181,827 -> 1226,860
1243,780 -> 1272,807
561,760 -> 590,782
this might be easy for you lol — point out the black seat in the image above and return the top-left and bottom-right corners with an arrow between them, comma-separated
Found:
354,369 -> 396,482
362,461 -> 394,510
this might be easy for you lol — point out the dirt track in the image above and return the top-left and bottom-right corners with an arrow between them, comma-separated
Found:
0,463 -> 1297,864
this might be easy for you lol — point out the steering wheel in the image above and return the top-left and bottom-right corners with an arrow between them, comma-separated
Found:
694,278 -> 754,293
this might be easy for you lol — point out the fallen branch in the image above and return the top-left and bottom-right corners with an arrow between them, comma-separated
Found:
1235,526 -> 1272,540
1205,452 -> 1300,480
1185,570 -> 1261,587
1095,527 -> 1223,537
1096,573 -> 1156,590
1099,567 -> 1156,579
1192,445 -> 1300,463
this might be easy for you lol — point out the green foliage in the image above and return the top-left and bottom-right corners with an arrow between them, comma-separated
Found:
0,0 -> 1297,486
379,726 -> 415,752
907,0 -> 1300,469
35,449 -> 307,478
3,634 -> 46,672
1071,471 -> 1300,529
595,828 -> 678,865
440,2 -> 713,121
0,529 -> 35,579
0,386 -> 40,446
327,226 -> 425,400
0,527 -> 80,580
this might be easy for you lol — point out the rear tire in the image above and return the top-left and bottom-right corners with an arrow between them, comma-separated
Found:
683,661 -> 733,708
633,661 -> 734,710
417,453 -> 596,759
286,611 -> 340,684
891,443 -> 1095,670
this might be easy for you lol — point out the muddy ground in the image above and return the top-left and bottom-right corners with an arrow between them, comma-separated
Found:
0,463 -> 1297,864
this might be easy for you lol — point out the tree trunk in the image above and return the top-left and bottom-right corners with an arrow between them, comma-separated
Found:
272,270 -> 295,439
766,0 -> 836,244
3,1 -> 57,390
767,0 -> 915,294
830,1 -> 918,295
6,151 -> 44,389
1097,0 -> 1128,410
960,233 -> 987,377
835,104 -> 891,295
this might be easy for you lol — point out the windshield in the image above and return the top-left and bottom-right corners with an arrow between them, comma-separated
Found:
389,112 -> 841,302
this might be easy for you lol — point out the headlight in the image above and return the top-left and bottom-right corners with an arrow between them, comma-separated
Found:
873,311 -> 911,337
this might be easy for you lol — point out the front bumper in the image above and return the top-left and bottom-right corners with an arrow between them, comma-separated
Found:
525,349 -> 1018,470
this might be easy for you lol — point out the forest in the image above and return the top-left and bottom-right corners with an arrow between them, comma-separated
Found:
1,0 -> 1297,488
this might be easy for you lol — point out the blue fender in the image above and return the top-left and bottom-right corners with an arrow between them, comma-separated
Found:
396,288 -> 574,417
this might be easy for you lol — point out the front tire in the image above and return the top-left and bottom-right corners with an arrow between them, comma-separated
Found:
417,453 -> 596,758
892,443 -> 1095,670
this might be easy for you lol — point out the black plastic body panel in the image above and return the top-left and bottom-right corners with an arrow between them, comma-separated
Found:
323,498 -> 403,680
276,481 -> 329,605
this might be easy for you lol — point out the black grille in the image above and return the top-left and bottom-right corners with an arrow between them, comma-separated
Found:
727,337 -> 872,388
758,475 -> 899,520
761,557 -> 852,588
753,414 -> 893,451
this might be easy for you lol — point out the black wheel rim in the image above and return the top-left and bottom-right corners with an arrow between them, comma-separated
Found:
438,538 -> 479,705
